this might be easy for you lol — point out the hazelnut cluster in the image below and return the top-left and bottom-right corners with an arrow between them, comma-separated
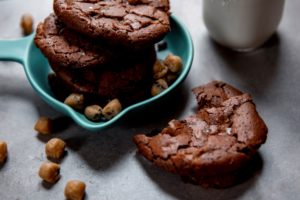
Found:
151,53 -> 183,96
34,117 -> 86,199
64,94 -> 122,122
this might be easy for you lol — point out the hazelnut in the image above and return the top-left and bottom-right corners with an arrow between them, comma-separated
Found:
64,180 -> 86,200
151,79 -> 168,96
0,140 -> 8,164
20,13 -> 33,36
164,54 -> 183,73
102,99 -> 122,120
153,60 -> 168,79
34,117 -> 53,135
38,162 -> 60,183
84,105 -> 102,121
64,93 -> 84,110
45,138 -> 66,159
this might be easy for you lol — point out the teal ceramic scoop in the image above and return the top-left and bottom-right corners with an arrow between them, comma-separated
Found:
0,15 -> 194,131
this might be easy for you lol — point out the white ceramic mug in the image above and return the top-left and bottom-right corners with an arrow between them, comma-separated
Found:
203,0 -> 285,51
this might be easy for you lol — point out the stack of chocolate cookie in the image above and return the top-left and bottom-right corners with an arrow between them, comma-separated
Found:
35,0 -> 171,106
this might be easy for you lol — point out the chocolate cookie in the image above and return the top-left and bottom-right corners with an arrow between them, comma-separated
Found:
35,14 -> 112,69
53,0 -> 171,47
48,73 -> 71,101
49,46 -> 156,105
35,14 -> 153,69
133,81 -> 268,188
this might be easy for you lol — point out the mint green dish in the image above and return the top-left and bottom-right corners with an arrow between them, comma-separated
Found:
0,15 -> 194,131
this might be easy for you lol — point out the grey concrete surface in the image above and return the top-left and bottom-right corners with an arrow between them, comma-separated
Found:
0,0 -> 299,199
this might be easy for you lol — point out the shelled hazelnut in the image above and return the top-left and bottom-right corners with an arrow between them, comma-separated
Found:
64,93 -> 84,110
153,60 -> 168,80
45,138 -> 66,159
64,180 -> 86,200
164,54 -> 183,73
34,117 -> 53,135
151,79 -> 168,96
38,162 -> 60,183
20,13 -> 34,35
84,105 -> 102,121
102,99 -> 122,120
0,140 -> 7,164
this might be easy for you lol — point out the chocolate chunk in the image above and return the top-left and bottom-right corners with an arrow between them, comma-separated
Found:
155,40 -> 168,51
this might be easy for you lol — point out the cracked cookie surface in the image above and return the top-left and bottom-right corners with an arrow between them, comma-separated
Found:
53,0 -> 170,47
133,81 -> 268,188
35,14 -> 151,69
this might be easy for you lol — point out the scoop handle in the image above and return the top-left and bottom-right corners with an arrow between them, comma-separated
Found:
0,34 -> 33,64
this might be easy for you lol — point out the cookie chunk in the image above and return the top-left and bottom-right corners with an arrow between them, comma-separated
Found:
133,81 -> 268,188
54,0 -> 170,47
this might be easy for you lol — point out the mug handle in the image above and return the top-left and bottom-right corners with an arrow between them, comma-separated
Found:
0,34 -> 34,64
